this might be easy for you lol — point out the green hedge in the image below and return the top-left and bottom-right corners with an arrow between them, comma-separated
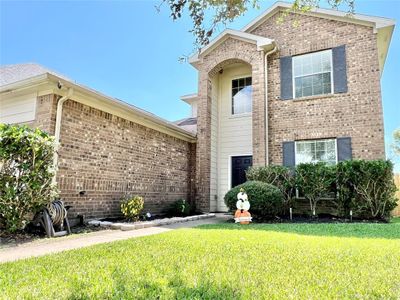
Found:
244,160 -> 398,220
0,124 -> 58,232
336,160 -> 397,220
224,181 -> 284,220
246,165 -> 296,215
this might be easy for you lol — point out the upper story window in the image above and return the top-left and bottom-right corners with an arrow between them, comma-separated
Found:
232,77 -> 252,115
295,139 -> 337,165
293,50 -> 333,98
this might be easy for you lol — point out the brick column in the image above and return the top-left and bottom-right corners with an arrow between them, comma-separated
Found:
195,71 -> 212,211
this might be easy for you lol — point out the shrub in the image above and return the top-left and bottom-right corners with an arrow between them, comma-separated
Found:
121,195 -> 144,221
337,160 -> 397,220
224,181 -> 284,220
165,199 -> 192,217
295,162 -> 336,217
0,124 -> 58,232
246,165 -> 296,214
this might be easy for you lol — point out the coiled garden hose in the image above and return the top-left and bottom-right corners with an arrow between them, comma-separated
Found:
47,200 -> 67,226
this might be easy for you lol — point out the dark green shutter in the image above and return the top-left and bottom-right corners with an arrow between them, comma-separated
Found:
280,56 -> 293,100
332,45 -> 348,94
337,137 -> 352,161
283,141 -> 295,166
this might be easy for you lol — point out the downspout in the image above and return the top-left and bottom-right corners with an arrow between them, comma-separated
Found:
52,88 -> 73,184
264,43 -> 278,166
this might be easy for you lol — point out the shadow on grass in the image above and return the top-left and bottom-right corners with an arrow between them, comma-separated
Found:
195,221 -> 400,240
66,268 -> 241,300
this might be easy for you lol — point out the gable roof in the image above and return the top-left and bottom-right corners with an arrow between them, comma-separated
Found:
0,63 -> 196,142
242,1 -> 395,32
189,1 -> 395,73
243,1 -> 395,73
189,29 -> 275,66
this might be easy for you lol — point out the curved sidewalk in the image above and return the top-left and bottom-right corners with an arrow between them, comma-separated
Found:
0,214 -> 228,263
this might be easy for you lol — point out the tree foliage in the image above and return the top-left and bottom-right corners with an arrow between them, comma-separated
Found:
392,128 -> 400,157
0,124 -> 58,232
295,162 -> 336,216
336,160 -> 397,220
246,165 -> 296,214
160,0 -> 355,50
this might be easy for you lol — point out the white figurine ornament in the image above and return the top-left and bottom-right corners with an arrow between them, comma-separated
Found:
234,188 -> 252,224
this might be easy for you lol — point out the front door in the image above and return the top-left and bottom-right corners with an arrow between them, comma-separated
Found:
231,156 -> 253,188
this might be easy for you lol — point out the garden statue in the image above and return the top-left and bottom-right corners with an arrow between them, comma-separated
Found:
234,188 -> 252,224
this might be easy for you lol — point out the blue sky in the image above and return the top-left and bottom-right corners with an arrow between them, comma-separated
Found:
1,0 -> 399,170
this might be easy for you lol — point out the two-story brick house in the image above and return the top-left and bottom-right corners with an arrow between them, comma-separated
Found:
183,2 -> 395,212
0,2 -> 395,218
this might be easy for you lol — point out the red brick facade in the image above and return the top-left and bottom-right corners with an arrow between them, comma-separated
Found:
34,96 -> 196,219
193,11 -> 386,211
24,9 -> 388,216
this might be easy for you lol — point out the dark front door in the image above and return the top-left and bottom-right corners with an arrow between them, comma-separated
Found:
231,156 -> 253,188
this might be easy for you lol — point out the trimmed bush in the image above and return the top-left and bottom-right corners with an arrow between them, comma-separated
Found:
0,124 -> 58,232
295,162 -> 336,217
336,160 -> 397,220
224,181 -> 284,220
121,195 -> 144,221
165,199 -> 192,217
246,165 -> 296,214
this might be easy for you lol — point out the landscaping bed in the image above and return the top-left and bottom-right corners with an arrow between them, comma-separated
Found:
1,221 -> 399,299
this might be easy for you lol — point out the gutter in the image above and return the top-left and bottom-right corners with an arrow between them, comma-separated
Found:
263,43 -> 278,166
52,88 -> 73,184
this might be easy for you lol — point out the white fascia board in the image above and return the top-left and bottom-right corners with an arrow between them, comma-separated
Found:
1,73 -> 196,142
243,1 -> 395,32
189,29 -> 274,65
46,74 -> 197,141
180,93 -> 198,104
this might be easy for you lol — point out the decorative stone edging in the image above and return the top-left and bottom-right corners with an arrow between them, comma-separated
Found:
87,213 -> 216,231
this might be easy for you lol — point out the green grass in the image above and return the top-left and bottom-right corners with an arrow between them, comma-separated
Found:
1,222 -> 400,299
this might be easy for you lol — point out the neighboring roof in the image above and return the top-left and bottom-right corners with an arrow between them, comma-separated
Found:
0,63 -> 196,141
0,63 -> 71,86
174,117 -> 197,134
189,29 -> 275,65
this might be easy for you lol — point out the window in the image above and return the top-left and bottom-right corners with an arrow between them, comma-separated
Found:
293,50 -> 332,98
232,77 -> 252,115
295,139 -> 337,165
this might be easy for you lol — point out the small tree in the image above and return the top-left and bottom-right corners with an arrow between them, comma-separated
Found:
337,160 -> 397,219
295,162 -> 335,217
0,124 -> 58,232
246,165 -> 296,214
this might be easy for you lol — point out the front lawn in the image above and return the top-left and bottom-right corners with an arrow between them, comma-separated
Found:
1,222 -> 400,299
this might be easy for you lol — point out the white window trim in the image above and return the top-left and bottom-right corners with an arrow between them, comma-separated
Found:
294,138 -> 338,165
292,50 -> 334,99
230,74 -> 252,117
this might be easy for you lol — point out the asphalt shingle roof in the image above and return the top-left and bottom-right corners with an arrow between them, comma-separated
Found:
0,63 -> 70,86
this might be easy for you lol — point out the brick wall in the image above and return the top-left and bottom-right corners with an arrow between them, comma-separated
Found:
36,96 -> 195,219
193,10 -> 386,211
250,11 -> 385,164
34,94 -> 58,134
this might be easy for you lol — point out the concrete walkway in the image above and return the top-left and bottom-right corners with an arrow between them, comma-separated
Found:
0,215 -> 228,263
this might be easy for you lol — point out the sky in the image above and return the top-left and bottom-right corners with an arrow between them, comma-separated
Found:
1,0 -> 399,170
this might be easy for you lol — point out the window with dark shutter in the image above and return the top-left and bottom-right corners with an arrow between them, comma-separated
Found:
283,141 -> 295,166
332,45 -> 348,94
280,56 -> 293,100
337,137 -> 352,161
